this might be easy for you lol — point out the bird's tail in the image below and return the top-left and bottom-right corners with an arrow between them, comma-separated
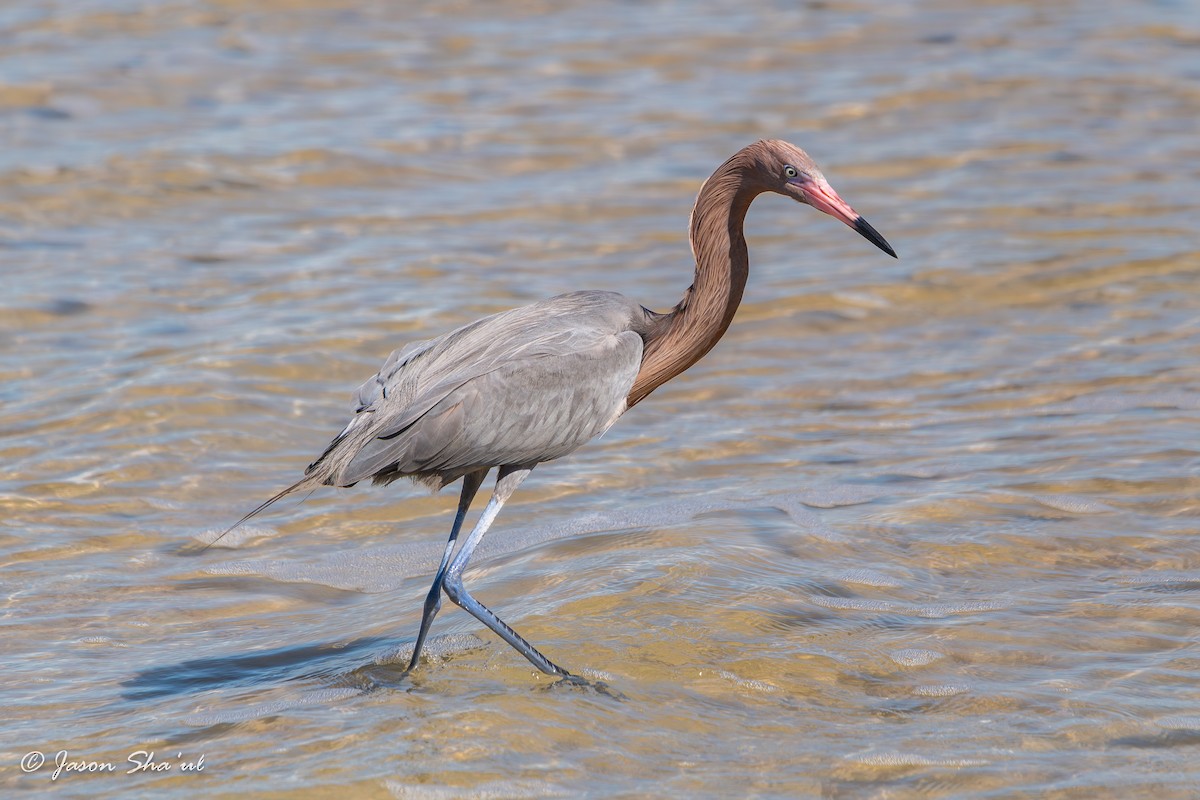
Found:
196,476 -> 318,553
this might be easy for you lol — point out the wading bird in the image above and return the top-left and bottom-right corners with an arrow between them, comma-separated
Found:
224,139 -> 895,682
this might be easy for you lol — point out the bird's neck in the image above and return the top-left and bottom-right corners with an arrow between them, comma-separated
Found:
628,155 -> 761,407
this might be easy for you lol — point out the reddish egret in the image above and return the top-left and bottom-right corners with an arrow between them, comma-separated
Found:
225,139 -> 895,681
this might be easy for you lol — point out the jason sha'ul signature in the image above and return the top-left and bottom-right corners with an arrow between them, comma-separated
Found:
21,749 -> 206,781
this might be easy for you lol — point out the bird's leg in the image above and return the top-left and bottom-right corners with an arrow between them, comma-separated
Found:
441,465 -> 576,679
404,468 -> 488,674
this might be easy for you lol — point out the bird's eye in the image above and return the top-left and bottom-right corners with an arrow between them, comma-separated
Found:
783,165 -> 798,179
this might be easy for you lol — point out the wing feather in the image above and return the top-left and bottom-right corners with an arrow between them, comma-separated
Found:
306,291 -> 647,489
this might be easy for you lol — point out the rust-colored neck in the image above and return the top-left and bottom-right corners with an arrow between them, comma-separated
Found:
628,151 -> 765,406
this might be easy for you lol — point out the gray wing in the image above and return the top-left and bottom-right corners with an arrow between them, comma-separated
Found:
306,291 -> 647,489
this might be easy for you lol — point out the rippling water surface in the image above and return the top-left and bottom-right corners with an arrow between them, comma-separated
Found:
3,1 -> 1200,797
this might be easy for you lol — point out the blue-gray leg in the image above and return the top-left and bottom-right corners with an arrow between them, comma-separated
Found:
404,468 -> 488,674
441,465 -> 577,678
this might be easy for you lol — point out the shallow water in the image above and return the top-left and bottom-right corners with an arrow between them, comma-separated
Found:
3,0 -> 1200,797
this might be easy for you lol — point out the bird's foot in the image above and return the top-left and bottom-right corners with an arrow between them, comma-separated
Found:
339,663 -> 414,693
543,672 -> 627,701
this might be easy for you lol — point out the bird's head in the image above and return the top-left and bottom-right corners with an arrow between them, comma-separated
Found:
751,139 -> 896,258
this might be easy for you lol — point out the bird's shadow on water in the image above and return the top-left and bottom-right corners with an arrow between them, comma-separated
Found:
115,637 -> 439,747
121,634 -> 625,735
120,636 -> 396,702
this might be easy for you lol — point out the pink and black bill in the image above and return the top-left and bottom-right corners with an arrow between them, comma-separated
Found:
794,177 -> 897,258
